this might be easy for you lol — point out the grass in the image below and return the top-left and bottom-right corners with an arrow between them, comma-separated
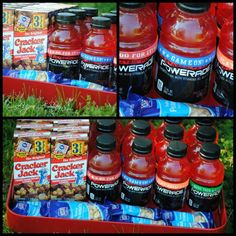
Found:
3,95 -> 116,117
2,119 -> 233,233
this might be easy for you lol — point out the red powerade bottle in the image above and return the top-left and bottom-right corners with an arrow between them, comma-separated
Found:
185,119 -> 218,145
121,137 -> 155,205
81,7 -> 98,33
153,141 -> 190,210
155,124 -> 184,164
48,12 -> 82,80
188,143 -> 224,211
121,120 -> 154,162
155,3 -> 217,103
87,134 -> 121,203
155,119 -> 185,141
119,3 -> 158,99
212,19 -> 233,109
68,8 -> 87,40
80,17 -> 115,87
90,119 -> 124,151
187,126 -> 217,164
216,3 -> 233,31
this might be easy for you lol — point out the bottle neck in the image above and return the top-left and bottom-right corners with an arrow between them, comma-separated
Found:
57,23 -> 75,30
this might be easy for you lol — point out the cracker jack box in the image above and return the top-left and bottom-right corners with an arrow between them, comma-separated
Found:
50,132 -> 89,201
13,130 -> 51,201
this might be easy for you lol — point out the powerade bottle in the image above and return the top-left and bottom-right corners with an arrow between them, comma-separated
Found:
82,7 -> 98,32
188,126 -> 217,163
87,134 -> 121,203
121,120 -> 153,162
119,3 -> 158,99
48,12 -> 82,80
90,119 -> 124,151
155,124 -> 184,164
155,119 -> 184,141
154,141 -> 190,210
155,3 -> 217,103
121,137 -> 155,206
185,119 -> 218,145
68,8 -> 87,40
212,19 -> 233,109
80,17 -> 115,87
188,143 -> 224,211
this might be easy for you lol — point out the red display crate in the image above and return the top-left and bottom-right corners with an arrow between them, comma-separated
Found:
3,76 -> 117,108
6,176 -> 227,233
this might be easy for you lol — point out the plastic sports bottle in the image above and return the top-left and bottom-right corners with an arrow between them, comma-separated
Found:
119,3 -> 158,99
87,134 -> 121,203
188,143 -> 224,211
155,3 -> 217,103
212,19 -> 233,109
153,141 -> 190,210
48,12 -> 82,80
80,17 -> 115,87
121,137 -> 155,206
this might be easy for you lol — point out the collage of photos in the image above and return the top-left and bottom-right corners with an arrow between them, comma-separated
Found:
2,1 -> 234,234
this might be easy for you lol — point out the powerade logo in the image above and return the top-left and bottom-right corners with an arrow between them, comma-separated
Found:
155,184 -> 184,196
90,179 -> 119,189
216,61 -> 234,80
49,58 -> 78,65
123,180 -> 152,192
160,59 -> 211,78
119,57 -> 153,73
81,61 -> 110,71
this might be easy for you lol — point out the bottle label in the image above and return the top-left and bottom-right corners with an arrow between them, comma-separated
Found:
120,171 -> 154,205
188,180 -> 223,211
80,52 -> 113,87
156,42 -> 216,102
153,176 -> 189,210
86,169 -> 121,203
119,37 -> 158,96
48,48 -> 81,80
213,48 -> 234,108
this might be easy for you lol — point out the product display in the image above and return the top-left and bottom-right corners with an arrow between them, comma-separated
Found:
119,2 -> 234,117
7,118 -> 231,233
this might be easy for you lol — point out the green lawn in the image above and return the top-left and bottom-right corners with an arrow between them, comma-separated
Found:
3,119 -> 233,233
3,95 -> 116,117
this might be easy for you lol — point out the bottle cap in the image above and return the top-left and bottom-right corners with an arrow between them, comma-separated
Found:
200,143 -> 220,160
167,141 -> 187,158
56,12 -> 76,24
92,16 -> 111,29
96,134 -> 116,151
82,7 -> 98,17
101,13 -> 117,24
196,118 -> 214,126
120,3 -> 145,8
68,9 -> 86,20
131,120 -> 150,136
96,119 -> 116,133
164,118 -> 182,124
176,3 -> 210,13
132,137 -> 152,154
164,124 -> 184,140
196,126 -> 216,142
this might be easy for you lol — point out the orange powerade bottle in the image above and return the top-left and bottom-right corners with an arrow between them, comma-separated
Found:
153,141 -> 190,210
188,143 -> 224,211
121,137 -> 155,206
212,19 -> 233,109
155,3 -> 217,103
87,134 -> 121,203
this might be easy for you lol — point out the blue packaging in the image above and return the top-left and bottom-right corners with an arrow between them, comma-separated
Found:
49,200 -> 110,221
168,221 -> 210,229
12,200 -> 49,217
119,91 -> 234,117
109,203 -> 161,221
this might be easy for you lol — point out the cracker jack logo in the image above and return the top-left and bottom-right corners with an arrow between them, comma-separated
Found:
16,141 -> 32,152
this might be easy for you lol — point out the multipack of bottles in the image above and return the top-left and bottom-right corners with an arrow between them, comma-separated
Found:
88,119 -> 225,213
119,3 -> 234,110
